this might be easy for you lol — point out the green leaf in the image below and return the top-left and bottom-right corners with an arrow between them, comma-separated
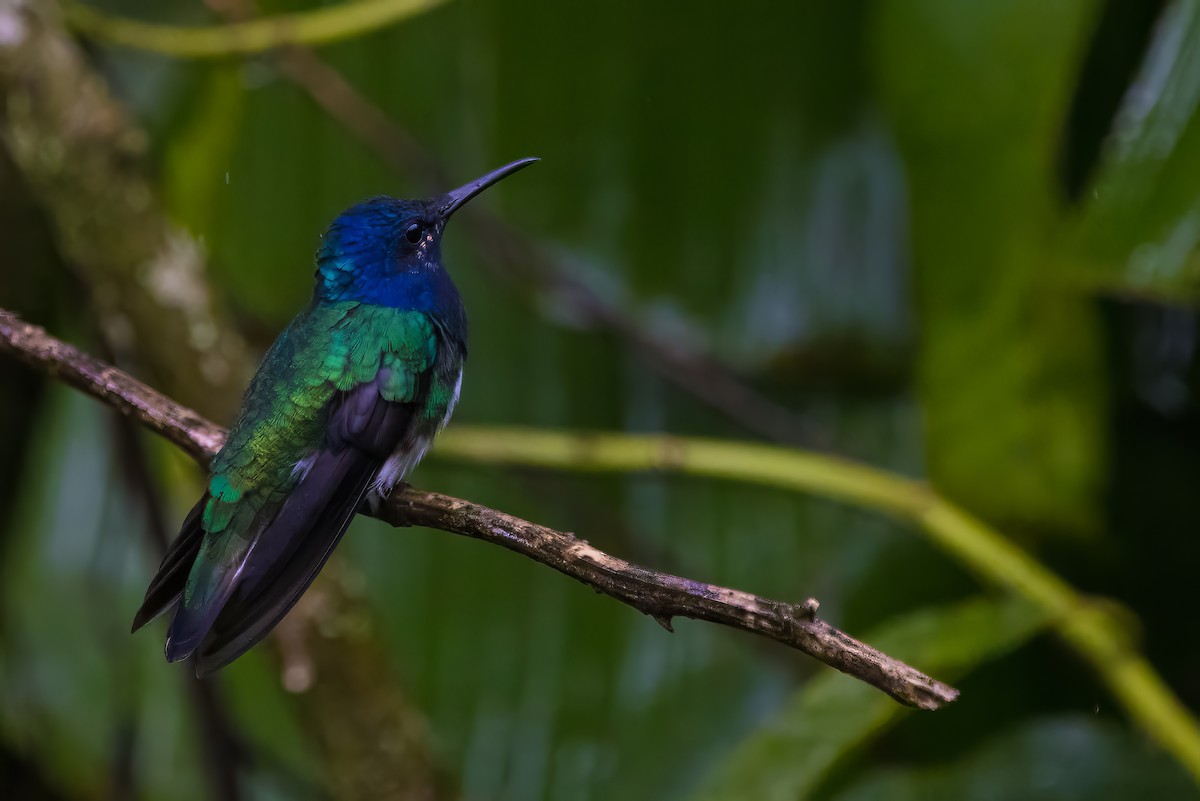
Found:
689,597 -> 1048,801
1072,0 -> 1200,300
872,0 -> 1106,534
831,715 -> 1199,801
162,64 -> 245,243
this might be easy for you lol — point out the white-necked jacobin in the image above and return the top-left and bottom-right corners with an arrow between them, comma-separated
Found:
132,158 -> 538,676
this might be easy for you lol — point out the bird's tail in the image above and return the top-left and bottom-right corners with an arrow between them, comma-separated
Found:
130,494 -> 208,633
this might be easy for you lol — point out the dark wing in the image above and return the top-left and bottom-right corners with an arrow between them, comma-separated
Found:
131,494 -> 209,633
140,372 -> 416,674
190,383 -> 413,675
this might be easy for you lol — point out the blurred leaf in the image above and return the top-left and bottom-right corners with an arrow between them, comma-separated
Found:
688,596 -> 1047,801
163,64 -> 245,243
831,715 -> 1198,801
65,0 -> 452,58
208,6 -> 930,795
0,388 -> 318,800
12,0 -> 1200,798
872,0 -> 1106,534
1072,0 -> 1200,299
0,389 -> 205,801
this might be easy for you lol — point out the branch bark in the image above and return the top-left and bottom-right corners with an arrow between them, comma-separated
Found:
0,308 -> 959,710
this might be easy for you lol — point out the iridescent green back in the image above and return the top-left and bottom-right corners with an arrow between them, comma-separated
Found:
185,301 -> 442,608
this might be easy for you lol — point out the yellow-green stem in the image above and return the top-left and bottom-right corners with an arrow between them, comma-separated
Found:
62,0 -> 449,58
433,425 -> 1200,782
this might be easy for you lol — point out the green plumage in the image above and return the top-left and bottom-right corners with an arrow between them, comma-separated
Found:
186,302 -> 441,608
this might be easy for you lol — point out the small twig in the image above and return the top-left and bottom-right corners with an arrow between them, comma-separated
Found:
387,491 -> 951,707
0,308 -> 958,709
0,309 -> 224,462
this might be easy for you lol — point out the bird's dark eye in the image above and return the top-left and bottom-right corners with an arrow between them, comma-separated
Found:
404,223 -> 424,245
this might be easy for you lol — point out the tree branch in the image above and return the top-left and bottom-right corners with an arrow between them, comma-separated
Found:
0,306 -> 225,463
0,307 -> 958,710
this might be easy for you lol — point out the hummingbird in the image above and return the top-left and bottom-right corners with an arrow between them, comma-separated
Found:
132,158 -> 538,676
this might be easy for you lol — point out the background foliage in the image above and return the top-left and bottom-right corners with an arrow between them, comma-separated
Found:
3,0 -> 1200,799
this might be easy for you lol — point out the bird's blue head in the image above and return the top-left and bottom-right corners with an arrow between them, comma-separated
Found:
313,158 -> 538,312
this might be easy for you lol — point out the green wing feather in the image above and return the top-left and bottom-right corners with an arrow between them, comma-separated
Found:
161,301 -> 437,658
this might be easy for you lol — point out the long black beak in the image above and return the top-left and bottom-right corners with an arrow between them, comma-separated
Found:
437,157 -> 539,219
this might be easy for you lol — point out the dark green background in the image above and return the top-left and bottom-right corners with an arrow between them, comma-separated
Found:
3,0 -> 1200,798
